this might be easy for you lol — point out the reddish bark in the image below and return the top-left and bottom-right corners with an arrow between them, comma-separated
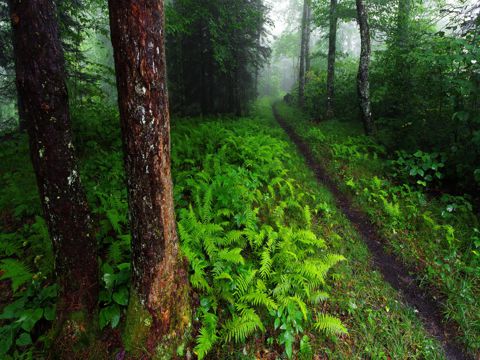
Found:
8,0 -> 98,338
107,0 -> 190,354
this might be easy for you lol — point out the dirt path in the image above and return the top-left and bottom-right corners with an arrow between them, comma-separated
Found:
272,105 -> 473,360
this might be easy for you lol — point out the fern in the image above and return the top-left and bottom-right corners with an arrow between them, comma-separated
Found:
314,314 -> 348,336
195,313 -> 219,360
0,259 -> 33,292
217,248 -> 245,265
238,291 -> 277,310
222,308 -> 265,343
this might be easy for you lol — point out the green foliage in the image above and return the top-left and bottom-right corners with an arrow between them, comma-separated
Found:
276,101 -> 480,355
389,150 -> 445,188
314,313 -> 348,337
172,114 -> 345,358
0,260 -> 32,293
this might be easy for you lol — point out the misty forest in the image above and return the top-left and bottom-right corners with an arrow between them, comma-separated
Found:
0,0 -> 479,359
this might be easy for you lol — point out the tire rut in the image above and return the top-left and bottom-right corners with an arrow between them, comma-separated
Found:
272,105 -> 473,360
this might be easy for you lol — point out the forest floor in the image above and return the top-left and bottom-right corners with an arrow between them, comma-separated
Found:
272,103 -> 472,360
1,99 -> 478,359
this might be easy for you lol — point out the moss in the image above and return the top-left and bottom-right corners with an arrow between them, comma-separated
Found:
123,291 -> 153,356
48,309 -> 106,360
124,283 -> 192,359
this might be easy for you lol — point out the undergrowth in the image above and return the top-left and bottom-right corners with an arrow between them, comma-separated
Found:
0,102 -> 346,359
275,101 -> 480,356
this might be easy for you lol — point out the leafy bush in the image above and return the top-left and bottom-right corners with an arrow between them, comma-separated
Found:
389,150 -> 446,188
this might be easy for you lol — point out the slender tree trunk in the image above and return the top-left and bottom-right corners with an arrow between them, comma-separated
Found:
393,0 -> 411,114
305,4 -> 311,75
298,0 -> 308,107
326,0 -> 338,119
356,0 -> 375,135
8,0 -> 99,353
107,0 -> 190,356
396,0 -> 411,51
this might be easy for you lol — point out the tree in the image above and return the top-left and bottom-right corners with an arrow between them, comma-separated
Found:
166,0 -> 270,116
356,0 -> 375,135
305,3 -> 312,75
326,0 -> 338,119
8,0 -> 99,352
392,0 -> 412,115
298,0 -> 310,107
107,0 -> 191,356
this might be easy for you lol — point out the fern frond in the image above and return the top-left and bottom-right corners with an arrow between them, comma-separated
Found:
259,248 -> 272,279
303,205 -> 312,228
234,270 -> 257,297
222,308 -> 265,343
0,259 -> 33,292
238,291 -> 278,310
314,314 -> 348,336
217,248 -> 245,265
194,312 -> 219,360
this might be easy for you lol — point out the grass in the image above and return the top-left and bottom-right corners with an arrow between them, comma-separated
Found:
275,100 -> 480,356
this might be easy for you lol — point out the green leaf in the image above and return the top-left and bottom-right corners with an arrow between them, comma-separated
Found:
16,332 -> 32,346
99,305 -> 121,329
0,327 -> 13,355
18,308 -> 43,332
113,287 -> 129,306
44,306 -> 55,321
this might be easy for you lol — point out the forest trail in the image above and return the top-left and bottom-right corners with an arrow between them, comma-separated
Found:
272,105 -> 473,360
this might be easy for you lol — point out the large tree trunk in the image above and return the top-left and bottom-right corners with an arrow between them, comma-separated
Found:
8,0 -> 99,353
298,0 -> 309,108
107,0 -> 191,356
356,0 -> 375,135
326,0 -> 338,119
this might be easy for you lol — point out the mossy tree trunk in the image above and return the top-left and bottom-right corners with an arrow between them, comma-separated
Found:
356,0 -> 375,135
326,0 -> 338,119
8,0 -> 99,354
108,0 -> 191,357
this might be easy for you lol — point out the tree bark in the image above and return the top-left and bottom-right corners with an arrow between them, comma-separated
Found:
356,0 -> 375,135
392,0 -> 411,114
8,0 -> 99,353
326,0 -> 338,119
298,0 -> 309,108
305,3 -> 311,75
107,0 -> 191,356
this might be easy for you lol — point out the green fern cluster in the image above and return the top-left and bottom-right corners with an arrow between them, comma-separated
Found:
172,118 -> 347,359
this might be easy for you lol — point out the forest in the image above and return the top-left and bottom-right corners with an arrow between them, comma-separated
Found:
0,0 -> 479,359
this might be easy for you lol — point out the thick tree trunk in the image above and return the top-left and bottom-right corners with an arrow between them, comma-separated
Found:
326,0 -> 338,119
17,94 -> 27,132
356,0 -> 375,135
8,0 -> 99,353
107,0 -> 190,356
298,0 -> 309,108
